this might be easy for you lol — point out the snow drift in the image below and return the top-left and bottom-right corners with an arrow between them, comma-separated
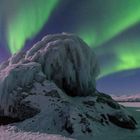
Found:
112,94 -> 140,102
0,33 -> 137,138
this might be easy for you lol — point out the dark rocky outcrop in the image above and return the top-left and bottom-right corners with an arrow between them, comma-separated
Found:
107,111 -> 137,129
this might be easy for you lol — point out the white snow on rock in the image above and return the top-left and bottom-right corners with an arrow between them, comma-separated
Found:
0,33 -> 137,139
0,62 -> 42,116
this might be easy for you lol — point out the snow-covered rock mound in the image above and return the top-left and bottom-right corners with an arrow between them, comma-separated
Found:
0,33 -> 137,138
15,88 -> 137,134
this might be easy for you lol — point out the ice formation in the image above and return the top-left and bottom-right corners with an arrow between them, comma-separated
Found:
1,33 -> 99,97
26,33 -> 99,96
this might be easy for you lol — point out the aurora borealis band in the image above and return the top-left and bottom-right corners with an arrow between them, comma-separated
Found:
6,0 -> 59,54
1,0 -> 140,82
77,0 -> 140,47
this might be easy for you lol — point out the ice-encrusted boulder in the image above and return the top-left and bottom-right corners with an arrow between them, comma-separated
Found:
26,33 -> 99,96
0,33 -> 137,138
0,33 -> 99,97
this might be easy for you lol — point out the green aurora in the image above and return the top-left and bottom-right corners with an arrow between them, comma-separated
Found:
99,39 -> 140,77
7,0 -> 59,54
1,0 -> 140,77
76,0 -> 140,77
78,0 -> 140,47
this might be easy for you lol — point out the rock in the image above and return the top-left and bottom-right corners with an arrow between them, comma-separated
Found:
63,116 -> 74,134
83,101 -> 95,106
107,111 -> 137,129
34,72 -> 46,83
15,102 -> 40,120
29,33 -> 99,96
96,93 -> 120,109
0,33 -> 137,138
14,89 -> 137,136
0,116 -> 20,125
0,62 -> 41,117
44,89 -> 61,98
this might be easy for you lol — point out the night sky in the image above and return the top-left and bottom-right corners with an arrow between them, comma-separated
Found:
0,0 -> 140,95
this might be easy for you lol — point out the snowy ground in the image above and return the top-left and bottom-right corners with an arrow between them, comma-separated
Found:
112,94 -> 140,102
0,126 -> 74,140
0,102 -> 140,140
119,102 -> 140,107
